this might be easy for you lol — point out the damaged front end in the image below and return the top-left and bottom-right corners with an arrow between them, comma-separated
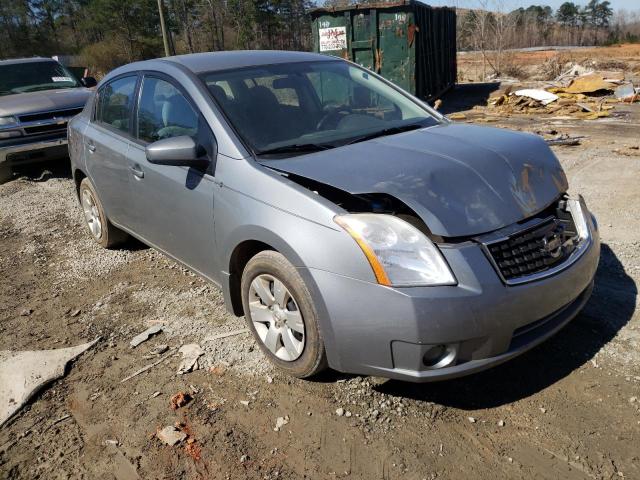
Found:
276,170 -> 594,288
258,123 -> 589,287
259,124 -> 569,238
276,168 -> 599,380
280,172 -> 438,238
278,173 -> 457,287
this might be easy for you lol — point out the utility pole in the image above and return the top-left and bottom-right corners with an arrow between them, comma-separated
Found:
157,0 -> 172,57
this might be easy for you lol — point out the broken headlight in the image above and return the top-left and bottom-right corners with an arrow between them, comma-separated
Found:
566,196 -> 590,240
334,213 -> 456,287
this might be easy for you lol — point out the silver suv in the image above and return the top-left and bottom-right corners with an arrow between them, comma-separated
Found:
0,57 -> 96,182
68,51 -> 600,382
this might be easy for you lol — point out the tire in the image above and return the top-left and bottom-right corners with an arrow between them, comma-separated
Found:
78,178 -> 128,248
241,250 -> 328,378
0,163 -> 12,184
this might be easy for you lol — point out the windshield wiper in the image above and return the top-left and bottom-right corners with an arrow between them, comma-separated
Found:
256,143 -> 332,156
343,123 -> 425,146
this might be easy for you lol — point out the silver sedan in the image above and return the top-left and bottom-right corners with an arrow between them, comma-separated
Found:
68,51 -> 599,382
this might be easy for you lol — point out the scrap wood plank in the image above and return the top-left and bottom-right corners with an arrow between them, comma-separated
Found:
120,350 -> 173,383
204,328 -> 250,342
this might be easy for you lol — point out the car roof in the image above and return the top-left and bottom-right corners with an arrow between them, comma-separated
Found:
0,57 -> 58,66
101,50 -> 342,86
162,50 -> 335,74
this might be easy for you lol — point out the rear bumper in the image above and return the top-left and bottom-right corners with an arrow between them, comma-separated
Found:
299,209 -> 600,382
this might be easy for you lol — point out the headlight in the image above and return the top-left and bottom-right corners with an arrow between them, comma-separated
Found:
0,116 -> 18,127
566,196 -> 590,240
334,213 -> 456,287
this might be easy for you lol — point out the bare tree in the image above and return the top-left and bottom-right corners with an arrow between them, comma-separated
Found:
464,4 -> 492,80
489,0 -> 520,76
463,0 -> 519,80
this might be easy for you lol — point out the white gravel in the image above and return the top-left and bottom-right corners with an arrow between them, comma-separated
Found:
0,175 -> 273,378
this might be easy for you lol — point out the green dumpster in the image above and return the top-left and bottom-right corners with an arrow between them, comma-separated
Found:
310,1 -> 456,100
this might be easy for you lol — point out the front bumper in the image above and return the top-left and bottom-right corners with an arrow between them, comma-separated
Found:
300,209 -> 600,382
0,133 -> 68,168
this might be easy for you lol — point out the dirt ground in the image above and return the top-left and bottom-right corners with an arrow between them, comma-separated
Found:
1,80 -> 640,480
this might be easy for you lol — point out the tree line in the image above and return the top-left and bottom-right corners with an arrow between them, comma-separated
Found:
458,0 -> 639,52
457,0 -> 640,79
0,0 -> 638,76
0,0 -> 314,74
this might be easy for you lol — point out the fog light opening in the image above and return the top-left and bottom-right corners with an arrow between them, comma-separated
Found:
422,344 -> 457,369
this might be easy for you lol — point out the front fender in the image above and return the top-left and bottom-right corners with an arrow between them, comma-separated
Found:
214,156 -> 377,282
214,157 -> 379,371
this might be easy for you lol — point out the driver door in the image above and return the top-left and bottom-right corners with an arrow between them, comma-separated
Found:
126,73 -> 219,278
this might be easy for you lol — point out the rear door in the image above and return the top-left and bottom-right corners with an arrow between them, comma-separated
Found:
84,74 -> 139,227
125,73 -> 218,278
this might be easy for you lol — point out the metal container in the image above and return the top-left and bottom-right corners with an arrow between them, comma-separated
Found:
310,1 -> 456,99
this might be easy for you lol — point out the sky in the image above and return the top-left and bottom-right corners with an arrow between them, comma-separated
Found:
423,0 -> 640,12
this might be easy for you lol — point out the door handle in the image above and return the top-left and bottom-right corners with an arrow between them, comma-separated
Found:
87,143 -> 96,153
129,165 -> 144,179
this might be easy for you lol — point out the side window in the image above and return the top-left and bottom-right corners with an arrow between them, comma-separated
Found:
137,76 -> 198,143
96,76 -> 137,134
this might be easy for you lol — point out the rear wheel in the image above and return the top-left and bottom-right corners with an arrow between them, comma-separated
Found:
79,178 -> 128,248
241,250 -> 327,378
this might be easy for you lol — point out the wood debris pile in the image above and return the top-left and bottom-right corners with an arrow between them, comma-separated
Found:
487,69 -> 638,119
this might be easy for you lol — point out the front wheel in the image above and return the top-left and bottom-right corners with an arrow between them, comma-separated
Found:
241,251 -> 327,378
0,163 -> 11,184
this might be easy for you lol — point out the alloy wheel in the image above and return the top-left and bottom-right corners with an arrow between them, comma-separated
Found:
248,274 -> 305,361
81,189 -> 102,240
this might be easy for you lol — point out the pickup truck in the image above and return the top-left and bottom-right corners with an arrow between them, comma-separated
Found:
0,57 -> 96,183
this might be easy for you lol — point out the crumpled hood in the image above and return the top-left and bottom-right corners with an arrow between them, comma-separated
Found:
266,123 -> 568,237
0,88 -> 92,117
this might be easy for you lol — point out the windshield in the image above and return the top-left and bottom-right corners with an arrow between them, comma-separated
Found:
200,61 -> 440,156
0,61 -> 80,96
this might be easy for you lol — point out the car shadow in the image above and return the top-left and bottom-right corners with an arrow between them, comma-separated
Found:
309,370 -> 358,384
435,82 -> 502,115
121,236 -> 149,251
373,243 -> 636,409
8,157 -> 72,182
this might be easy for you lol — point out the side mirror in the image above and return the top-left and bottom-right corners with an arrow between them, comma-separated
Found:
145,136 -> 207,168
81,77 -> 97,88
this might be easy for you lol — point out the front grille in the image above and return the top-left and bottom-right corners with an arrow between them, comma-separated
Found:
18,108 -> 83,123
485,202 -> 580,282
23,123 -> 67,135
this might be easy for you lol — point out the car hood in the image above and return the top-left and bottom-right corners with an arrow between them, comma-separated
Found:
265,123 -> 568,237
0,88 -> 92,117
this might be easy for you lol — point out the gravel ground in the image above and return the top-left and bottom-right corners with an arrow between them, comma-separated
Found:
0,99 -> 638,479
